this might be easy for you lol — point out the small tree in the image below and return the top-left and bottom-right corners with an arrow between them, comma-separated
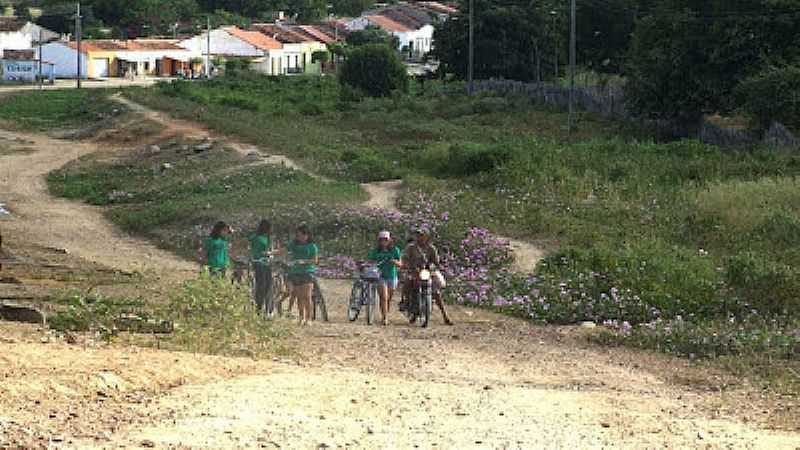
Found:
311,50 -> 330,65
345,26 -> 399,50
339,44 -> 408,98
736,65 -> 800,131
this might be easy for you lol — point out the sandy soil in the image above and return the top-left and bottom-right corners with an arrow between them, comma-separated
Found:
1,103 -> 799,449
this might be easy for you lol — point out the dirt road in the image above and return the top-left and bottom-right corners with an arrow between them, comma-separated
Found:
0,129 -> 196,277
2,107 -> 799,449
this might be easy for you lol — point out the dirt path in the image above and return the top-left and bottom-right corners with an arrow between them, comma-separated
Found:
0,130 -> 196,277
80,282 -> 800,449
3,104 -> 799,449
110,94 -> 329,181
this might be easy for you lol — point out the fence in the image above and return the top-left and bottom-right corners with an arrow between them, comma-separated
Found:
471,78 -> 797,148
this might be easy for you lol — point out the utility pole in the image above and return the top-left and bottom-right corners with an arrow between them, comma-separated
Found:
205,16 -> 211,78
550,11 -> 558,80
568,0 -> 576,132
38,29 -> 43,91
75,2 -> 82,89
468,0 -> 474,95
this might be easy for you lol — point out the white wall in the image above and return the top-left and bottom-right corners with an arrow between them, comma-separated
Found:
397,25 -> 434,54
178,29 -> 264,57
39,42 -> 88,79
0,30 -> 32,55
251,50 -> 284,75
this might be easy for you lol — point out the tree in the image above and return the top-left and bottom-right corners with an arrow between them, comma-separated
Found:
285,0 -> 327,22
339,44 -> 408,97
15,0 -> 34,21
624,10 -> 712,130
624,0 -> 800,131
345,26 -> 398,49
331,0 -> 374,17
434,0 -> 545,82
736,65 -> 800,130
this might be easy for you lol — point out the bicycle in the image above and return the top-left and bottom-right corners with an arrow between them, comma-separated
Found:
281,260 -> 328,322
347,262 -> 381,325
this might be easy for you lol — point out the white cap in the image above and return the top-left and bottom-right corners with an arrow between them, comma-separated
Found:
378,231 -> 391,240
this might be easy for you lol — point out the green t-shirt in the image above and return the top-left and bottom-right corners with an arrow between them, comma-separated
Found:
368,246 -> 402,280
249,234 -> 271,261
205,237 -> 229,269
288,241 -> 318,274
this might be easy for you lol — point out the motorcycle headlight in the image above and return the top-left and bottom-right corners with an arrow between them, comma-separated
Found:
419,269 -> 431,281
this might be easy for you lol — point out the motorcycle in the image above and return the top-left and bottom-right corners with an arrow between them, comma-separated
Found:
405,264 -> 434,328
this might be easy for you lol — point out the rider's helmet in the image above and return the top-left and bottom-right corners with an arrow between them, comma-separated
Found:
378,230 -> 391,240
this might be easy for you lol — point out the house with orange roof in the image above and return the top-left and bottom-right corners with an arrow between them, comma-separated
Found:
39,39 -> 198,79
178,26 -> 284,75
347,3 -> 437,58
251,24 -> 329,75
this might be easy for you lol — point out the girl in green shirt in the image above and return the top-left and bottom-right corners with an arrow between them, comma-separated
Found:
249,219 -> 273,315
204,221 -> 233,278
368,230 -> 402,326
286,224 -> 319,326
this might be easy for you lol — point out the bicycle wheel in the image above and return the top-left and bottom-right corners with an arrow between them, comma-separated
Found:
365,284 -> 376,325
420,288 -> 431,328
348,283 -> 362,322
313,278 -> 328,322
264,271 -> 275,317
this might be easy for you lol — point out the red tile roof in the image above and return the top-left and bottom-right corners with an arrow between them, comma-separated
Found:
296,25 -> 336,44
223,26 -> 283,50
365,15 -> 413,33
418,2 -> 458,14
251,24 -> 311,44
66,39 -> 187,52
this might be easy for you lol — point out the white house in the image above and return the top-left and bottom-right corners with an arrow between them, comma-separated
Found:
362,15 -> 434,56
0,18 -> 59,55
178,26 -> 284,75
344,5 -> 437,57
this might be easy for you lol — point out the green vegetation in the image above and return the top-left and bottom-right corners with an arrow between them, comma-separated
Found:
48,277 -> 288,357
47,136 -> 364,257
0,89 -> 119,131
339,44 -> 409,98
125,76 -> 637,183
736,65 -> 800,130
22,76 -> 795,388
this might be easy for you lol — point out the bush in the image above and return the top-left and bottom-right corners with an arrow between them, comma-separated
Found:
736,65 -> 800,130
217,94 -> 259,111
444,143 -> 513,177
225,58 -> 253,76
339,44 -> 408,98
164,274 -> 286,356
472,96 -> 509,114
726,252 -> 800,316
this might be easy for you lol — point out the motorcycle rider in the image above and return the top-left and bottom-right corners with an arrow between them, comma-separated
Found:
401,227 -> 453,326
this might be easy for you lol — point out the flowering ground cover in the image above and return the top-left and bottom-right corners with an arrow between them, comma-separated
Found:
29,75 -> 800,391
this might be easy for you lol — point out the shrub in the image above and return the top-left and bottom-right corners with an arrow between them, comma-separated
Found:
299,101 -> 324,116
472,96 -> 509,114
736,65 -> 800,130
311,50 -> 330,65
444,143 -> 513,177
726,252 -> 800,316
164,274 -> 287,357
217,94 -> 259,111
225,58 -> 253,76
339,44 -> 408,98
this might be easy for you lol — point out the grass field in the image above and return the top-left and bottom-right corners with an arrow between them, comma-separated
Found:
0,89 -> 120,131
1,76 -> 796,387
